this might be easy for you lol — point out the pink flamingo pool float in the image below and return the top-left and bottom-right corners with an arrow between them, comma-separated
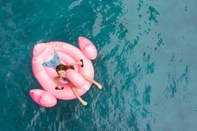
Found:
30,37 -> 97,107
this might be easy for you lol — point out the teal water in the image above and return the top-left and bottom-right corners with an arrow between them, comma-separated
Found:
1,0 -> 197,131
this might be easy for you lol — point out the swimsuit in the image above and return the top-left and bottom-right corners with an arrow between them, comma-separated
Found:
62,77 -> 69,82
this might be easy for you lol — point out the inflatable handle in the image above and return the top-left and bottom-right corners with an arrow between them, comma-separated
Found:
65,69 -> 86,88
30,89 -> 57,108
78,37 -> 97,60
83,45 -> 97,60
40,92 -> 57,107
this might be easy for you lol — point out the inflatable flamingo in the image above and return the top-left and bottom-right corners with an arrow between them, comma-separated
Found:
30,37 -> 97,107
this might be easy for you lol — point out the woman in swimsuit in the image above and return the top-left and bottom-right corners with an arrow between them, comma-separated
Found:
54,61 -> 102,106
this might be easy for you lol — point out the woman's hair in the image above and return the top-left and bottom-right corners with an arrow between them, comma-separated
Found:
56,64 -> 74,74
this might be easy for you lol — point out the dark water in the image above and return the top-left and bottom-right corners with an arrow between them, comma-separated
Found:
0,0 -> 197,131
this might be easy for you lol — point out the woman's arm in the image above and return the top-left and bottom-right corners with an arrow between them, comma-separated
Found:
70,59 -> 83,67
54,76 -> 61,87
70,61 -> 82,66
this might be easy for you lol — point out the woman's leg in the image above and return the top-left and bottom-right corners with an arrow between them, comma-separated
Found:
80,73 -> 102,89
68,81 -> 87,106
